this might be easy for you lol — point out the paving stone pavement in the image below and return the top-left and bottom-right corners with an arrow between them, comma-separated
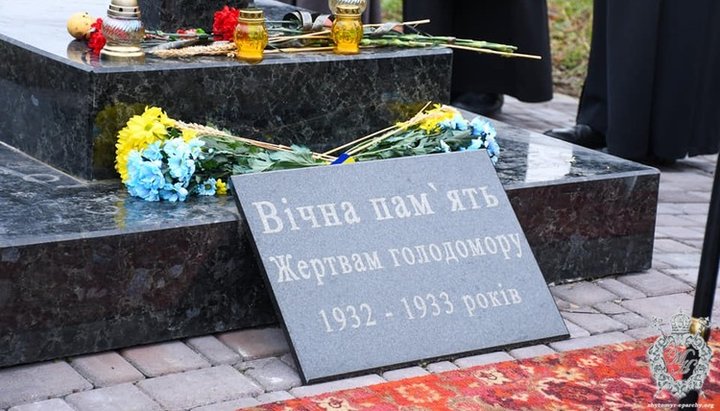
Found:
1,95 -> 717,410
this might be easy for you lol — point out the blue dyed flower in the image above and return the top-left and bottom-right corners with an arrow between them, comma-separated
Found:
125,151 -> 165,202
439,113 -> 470,131
463,138 -> 485,151
167,155 -> 196,185
197,178 -> 217,196
470,117 -> 497,138
162,138 -> 196,185
160,182 -> 189,202
452,113 -> 469,131
162,138 -> 190,158
187,138 -> 205,160
487,139 -> 500,164
142,142 -> 163,161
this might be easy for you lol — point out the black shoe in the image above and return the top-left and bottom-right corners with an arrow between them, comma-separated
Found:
452,93 -> 504,116
544,124 -> 606,149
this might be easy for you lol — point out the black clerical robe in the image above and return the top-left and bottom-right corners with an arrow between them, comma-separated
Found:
403,0 -> 554,103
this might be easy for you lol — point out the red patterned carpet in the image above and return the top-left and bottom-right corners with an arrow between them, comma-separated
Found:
247,332 -> 720,410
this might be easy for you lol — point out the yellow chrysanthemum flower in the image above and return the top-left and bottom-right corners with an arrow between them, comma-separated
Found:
142,106 -> 175,128
215,179 -> 228,196
417,105 -> 457,134
115,107 -> 175,182
182,129 -> 198,142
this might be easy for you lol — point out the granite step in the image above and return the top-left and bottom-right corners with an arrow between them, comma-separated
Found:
0,116 -> 658,368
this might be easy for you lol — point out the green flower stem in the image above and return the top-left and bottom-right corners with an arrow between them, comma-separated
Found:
364,34 -> 517,52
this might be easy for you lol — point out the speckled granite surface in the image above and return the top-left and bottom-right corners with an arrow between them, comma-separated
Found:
0,0 -> 452,179
0,144 -> 276,368
0,117 -> 658,367
138,0 -> 252,32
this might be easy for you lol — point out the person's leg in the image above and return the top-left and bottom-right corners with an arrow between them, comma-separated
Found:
544,0 -> 607,148
576,0 -> 608,134
602,0 -> 660,160
648,0 -> 720,160
451,1 -> 553,104
404,1 -> 511,115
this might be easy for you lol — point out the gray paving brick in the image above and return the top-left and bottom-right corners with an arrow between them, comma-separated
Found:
70,352 -> 144,387
8,399 -> 74,411
558,306 -> 596,314
652,260 -> 672,270
256,391 -> 294,405
186,336 -> 241,366
594,278 -> 646,300
66,383 -> 161,411
279,353 -> 296,370
655,227 -> 704,240
508,345 -> 556,359
564,319 -> 590,338
191,397 -> 260,411
656,203 -> 684,215
686,191 -> 712,202
550,282 -> 618,306
653,253 -> 702,268
425,361 -> 458,374
625,327 -> 663,340
612,312 -> 651,328
122,341 -> 210,377
289,374 -> 386,398
617,271 -> 693,297
218,328 -> 289,361
621,293 -> 694,321
552,298 -> 579,311
680,203 -> 709,214
240,358 -> 301,392
653,238 -> 701,253
658,191 -> 710,203
138,365 -> 262,411
655,216 -> 702,229
382,367 -> 429,381
682,240 -> 705,249
0,362 -> 92,409
593,301 -> 628,315
663,268 -> 698,285
454,352 -> 514,369
659,173 -> 713,188
679,214 -> 710,225
562,312 -> 628,334
549,332 -> 634,352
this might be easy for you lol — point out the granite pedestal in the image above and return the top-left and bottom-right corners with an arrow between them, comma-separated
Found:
0,0 -> 451,180
0,0 -> 658,370
0,119 -> 658,368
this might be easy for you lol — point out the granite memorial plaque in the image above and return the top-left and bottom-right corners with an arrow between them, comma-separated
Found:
232,151 -> 568,383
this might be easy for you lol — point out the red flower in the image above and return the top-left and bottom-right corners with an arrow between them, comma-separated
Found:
88,18 -> 106,55
213,6 -> 239,41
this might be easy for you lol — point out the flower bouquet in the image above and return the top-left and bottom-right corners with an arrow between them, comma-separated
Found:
115,107 -> 331,202
115,104 -> 499,202
328,104 -> 499,165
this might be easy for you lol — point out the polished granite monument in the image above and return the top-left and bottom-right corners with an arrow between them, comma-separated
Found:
0,0 -> 451,180
0,121 -> 658,367
0,0 -> 658,368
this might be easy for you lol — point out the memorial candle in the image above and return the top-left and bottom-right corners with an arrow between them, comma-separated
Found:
332,5 -> 363,55
234,9 -> 268,63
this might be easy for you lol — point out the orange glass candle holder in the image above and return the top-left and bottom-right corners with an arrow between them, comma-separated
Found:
332,5 -> 363,55
234,9 -> 268,63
